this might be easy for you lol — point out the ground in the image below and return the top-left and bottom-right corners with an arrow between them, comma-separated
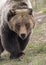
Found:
0,14 -> 46,65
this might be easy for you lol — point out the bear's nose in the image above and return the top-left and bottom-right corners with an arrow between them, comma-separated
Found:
21,34 -> 26,39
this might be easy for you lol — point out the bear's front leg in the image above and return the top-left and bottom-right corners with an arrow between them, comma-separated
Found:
0,37 -> 4,56
1,25 -> 21,59
10,40 -> 21,59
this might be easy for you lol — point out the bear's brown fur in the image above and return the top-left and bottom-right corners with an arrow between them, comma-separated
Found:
0,0 -> 35,59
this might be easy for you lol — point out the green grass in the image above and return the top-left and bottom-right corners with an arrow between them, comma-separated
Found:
42,8 -> 46,14
0,21 -> 46,65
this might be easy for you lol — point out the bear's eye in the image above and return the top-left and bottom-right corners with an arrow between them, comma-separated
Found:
16,23 -> 20,30
28,9 -> 33,15
7,10 -> 16,21
25,23 -> 30,30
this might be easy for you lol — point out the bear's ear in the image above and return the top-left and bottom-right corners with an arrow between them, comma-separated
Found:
20,2 -> 27,6
28,9 -> 33,15
7,10 -> 16,21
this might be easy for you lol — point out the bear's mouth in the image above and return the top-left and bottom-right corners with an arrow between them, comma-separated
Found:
18,35 -> 27,40
19,36 -> 27,40
20,37 -> 26,40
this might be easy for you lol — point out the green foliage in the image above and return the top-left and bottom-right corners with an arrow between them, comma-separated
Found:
42,9 -> 46,14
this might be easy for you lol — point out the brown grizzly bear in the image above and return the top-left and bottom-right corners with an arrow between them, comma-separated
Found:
0,0 -> 35,59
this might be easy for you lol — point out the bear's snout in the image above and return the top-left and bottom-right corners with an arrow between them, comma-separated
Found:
20,33 -> 26,40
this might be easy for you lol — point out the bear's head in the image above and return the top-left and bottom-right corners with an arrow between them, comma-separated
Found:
7,9 -> 35,40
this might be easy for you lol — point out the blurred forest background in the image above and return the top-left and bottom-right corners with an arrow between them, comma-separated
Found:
0,0 -> 46,65
31,0 -> 46,11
